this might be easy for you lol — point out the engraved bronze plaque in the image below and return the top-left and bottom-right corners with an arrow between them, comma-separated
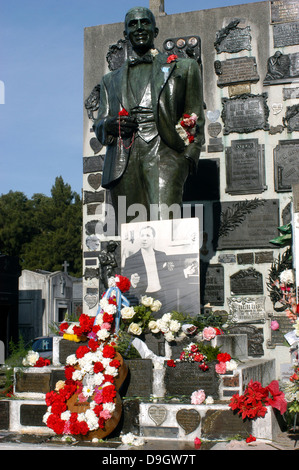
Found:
271,0 -> 299,24
176,409 -> 201,435
221,94 -> 269,135
273,22 -> 299,47
230,268 -> 263,296
215,199 -> 279,250
215,21 -> 251,54
274,139 -> 299,191
203,264 -> 224,306
225,139 -> 267,195
215,57 -> 259,88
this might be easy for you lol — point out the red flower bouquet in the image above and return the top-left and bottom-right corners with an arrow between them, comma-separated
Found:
229,380 -> 287,420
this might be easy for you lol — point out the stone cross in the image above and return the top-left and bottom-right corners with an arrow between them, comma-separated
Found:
62,260 -> 69,273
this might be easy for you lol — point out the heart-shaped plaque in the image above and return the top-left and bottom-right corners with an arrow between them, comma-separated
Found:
207,109 -> 220,123
84,294 -> 98,309
272,103 -> 283,115
88,173 -> 102,190
176,409 -> 201,435
148,405 -> 167,426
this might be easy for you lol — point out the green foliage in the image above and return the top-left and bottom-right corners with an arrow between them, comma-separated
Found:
2,337 -> 30,389
0,177 -> 82,277
196,342 -> 221,362
115,331 -> 141,359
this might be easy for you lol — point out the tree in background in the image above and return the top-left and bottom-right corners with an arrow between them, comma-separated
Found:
0,177 -> 82,277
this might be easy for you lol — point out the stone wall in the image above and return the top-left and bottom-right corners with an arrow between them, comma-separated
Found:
82,1 -> 299,376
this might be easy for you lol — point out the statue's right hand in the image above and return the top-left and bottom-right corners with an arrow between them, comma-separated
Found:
105,116 -> 138,138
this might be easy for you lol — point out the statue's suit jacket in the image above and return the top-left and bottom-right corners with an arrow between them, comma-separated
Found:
93,52 -> 205,189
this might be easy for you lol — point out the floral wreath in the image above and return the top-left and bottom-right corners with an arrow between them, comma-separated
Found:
43,275 -> 130,436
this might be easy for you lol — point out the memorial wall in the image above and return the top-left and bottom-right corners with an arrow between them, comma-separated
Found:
82,1 -> 299,371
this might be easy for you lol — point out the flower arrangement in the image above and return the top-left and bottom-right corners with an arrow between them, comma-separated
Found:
179,342 -> 209,371
22,350 -> 50,367
43,275 -> 130,437
175,113 -> 198,145
283,366 -> 299,415
229,380 -> 287,420
215,352 -> 238,375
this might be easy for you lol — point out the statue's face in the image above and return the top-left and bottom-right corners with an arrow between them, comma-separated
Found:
124,8 -> 158,54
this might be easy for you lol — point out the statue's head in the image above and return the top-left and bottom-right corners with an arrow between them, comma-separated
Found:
124,7 -> 159,54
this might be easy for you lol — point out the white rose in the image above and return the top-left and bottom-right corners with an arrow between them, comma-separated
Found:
148,320 -> 160,334
108,277 -> 116,287
164,331 -> 175,342
128,322 -> 142,335
169,320 -> 181,333
141,296 -> 154,307
121,306 -> 135,319
162,313 -> 172,323
156,319 -> 169,333
151,300 -> 162,312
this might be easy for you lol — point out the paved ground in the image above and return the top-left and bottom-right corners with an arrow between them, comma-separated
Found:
0,430 -> 298,451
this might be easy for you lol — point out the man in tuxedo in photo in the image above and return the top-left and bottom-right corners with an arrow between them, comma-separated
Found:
93,6 -> 205,223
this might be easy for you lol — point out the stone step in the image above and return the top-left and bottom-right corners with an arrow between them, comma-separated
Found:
0,397 -> 283,443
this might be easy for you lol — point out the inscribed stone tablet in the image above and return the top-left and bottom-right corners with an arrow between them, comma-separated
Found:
221,94 -> 269,135
274,140 -> 299,191
124,359 -> 153,397
15,371 -> 50,394
215,199 -> 279,250
225,139 -> 266,195
176,409 -> 201,434
268,315 -> 295,347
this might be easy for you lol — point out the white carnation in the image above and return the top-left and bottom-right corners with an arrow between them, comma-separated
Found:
280,269 -> 294,285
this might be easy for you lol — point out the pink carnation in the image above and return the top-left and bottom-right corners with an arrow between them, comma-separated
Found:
202,326 -> 216,341
191,389 -> 206,405
215,362 -> 227,374
271,320 -> 279,331
100,409 -> 112,420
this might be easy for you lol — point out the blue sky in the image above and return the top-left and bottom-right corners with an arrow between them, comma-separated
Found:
0,0 -> 265,198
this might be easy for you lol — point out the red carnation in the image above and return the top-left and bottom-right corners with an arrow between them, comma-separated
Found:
217,352 -> 231,363
115,275 -> 131,293
59,322 -> 69,333
73,325 -> 83,337
167,359 -> 176,368
103,344 -> 116,359
88,338 -> 99,352
110,359 -> 121,368
94,361 -> 104,374
102,384 -> 116,403
167,54 -> 178,63
76,345 -> 90,359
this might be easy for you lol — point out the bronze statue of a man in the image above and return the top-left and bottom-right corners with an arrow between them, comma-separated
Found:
93,7 -> 205,223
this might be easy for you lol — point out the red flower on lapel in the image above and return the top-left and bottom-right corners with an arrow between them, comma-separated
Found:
167,54 -> 178,63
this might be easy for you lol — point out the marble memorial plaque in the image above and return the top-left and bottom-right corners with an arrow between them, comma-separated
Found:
202,409 -> 251,439
230,268 -> 263,296
271,0 -> 299,24
274,139 -> 299,191
203,264 -> 224,306
83,155 -> 104,174
87,173 -> 102,190
215,199 -> 279,250
227,297 -> 266,323
148,406 -> 167,426
215,21 -> 251,54
273,22 -> 299,47
225,139 -> 267,195
221,94 -> 269,135
176,409 -> 200,435
215,57 -> 259,88
83,190 -> 105,205
255,251 -> 274,263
